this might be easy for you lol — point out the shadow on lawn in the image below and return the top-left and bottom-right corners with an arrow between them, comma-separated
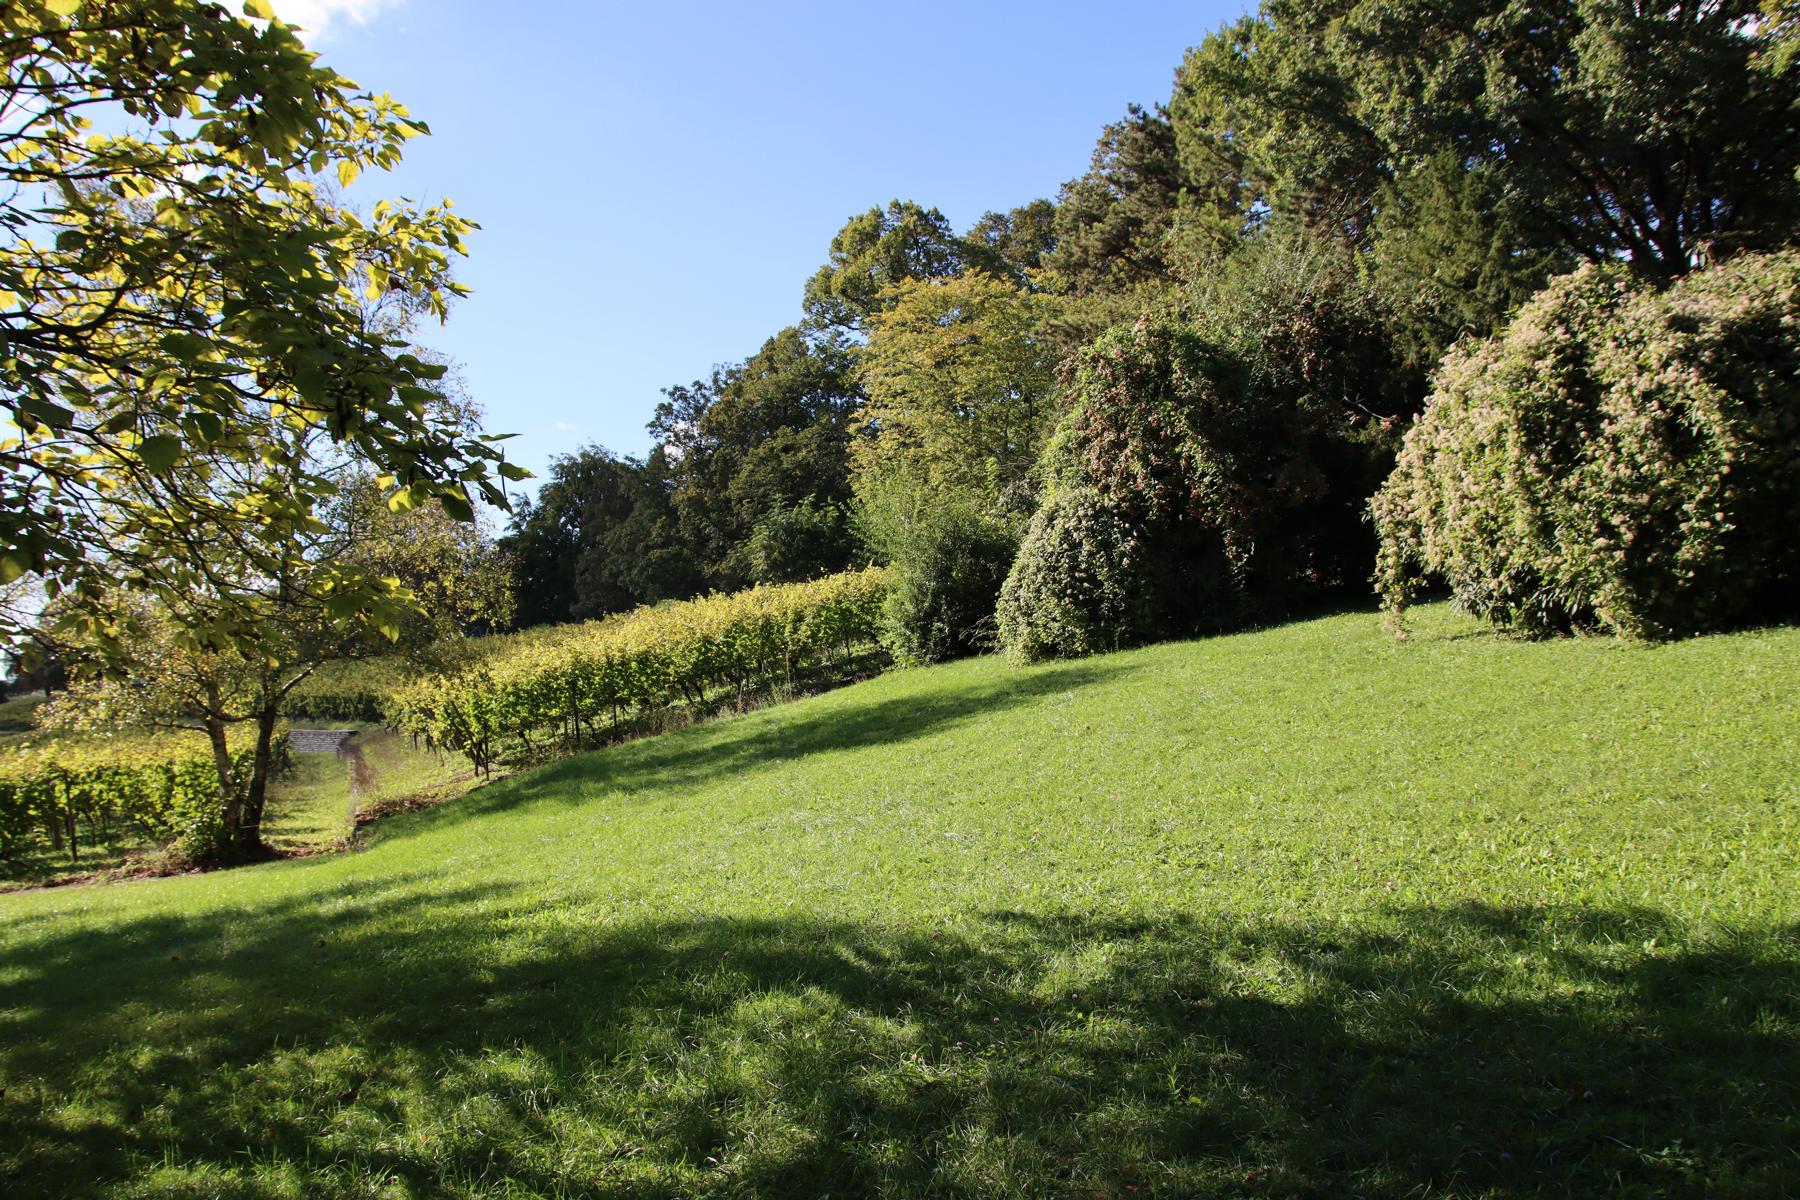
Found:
2,889 -> 1795,1197
389,658 -> 1137,832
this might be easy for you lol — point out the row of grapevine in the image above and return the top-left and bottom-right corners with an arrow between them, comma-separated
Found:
386,567 -> 891,773
0,727 -> 279,862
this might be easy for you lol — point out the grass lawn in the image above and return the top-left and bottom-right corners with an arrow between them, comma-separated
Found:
0,603 -> 1794,1197
0,693 -> 44,733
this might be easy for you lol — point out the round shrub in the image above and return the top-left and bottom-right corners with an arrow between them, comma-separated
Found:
997,488 -> 1147,662
1373,251 -> 1800,638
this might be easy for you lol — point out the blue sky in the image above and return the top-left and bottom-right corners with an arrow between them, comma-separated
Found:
281,0 -> 1248,494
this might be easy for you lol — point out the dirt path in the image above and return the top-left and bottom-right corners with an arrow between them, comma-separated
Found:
338,738 -> 375,798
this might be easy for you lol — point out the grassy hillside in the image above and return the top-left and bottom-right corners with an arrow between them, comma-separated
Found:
1,604 -> 1795,1197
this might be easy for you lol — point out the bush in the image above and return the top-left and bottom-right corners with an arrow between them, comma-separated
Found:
997,488 -> 1147,662
1373,252 -> 1800,638
1026,310 -> 1364,654
854,472 -> 1019,665
879,505 -> 1017,666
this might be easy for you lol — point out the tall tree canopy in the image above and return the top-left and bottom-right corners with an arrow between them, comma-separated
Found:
1172,0 -> 1800,277
652,327 -> 863,588
802,200 -> 979,332
1045,104 -> 1186,295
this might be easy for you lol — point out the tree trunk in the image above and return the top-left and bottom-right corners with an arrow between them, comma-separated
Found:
234,706 -> 282,856
206,715 -> 242,852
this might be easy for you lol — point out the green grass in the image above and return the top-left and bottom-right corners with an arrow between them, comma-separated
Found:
0,692 -> 43,733
1,603 -> 1795,1197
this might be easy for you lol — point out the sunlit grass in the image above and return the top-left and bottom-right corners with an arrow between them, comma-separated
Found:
1,603 -> 1795,1197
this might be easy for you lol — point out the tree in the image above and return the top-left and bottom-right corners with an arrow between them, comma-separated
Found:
498,446 -> 695,625
854,271 -> 1058,511
329,470 -> 515,650
1044,105 -> 1186,295
967,199 -> 1059,282
651,327 -> 863,588
802,200 -> 977,332
1172,0 -> 1800,279
42,410 -> 509,857
0,0 -> 521,661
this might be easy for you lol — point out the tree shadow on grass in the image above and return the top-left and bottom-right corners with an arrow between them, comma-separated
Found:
1,887 -> 1794,1197
383,658 -> 1137,836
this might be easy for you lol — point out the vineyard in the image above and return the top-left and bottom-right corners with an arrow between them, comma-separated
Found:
2,568 -> 890,881
0,727 -> 276,865
382,567 -> 890,773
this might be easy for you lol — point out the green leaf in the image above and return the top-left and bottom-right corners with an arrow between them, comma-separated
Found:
44,0 -> 82,16
243,0 -> 276,19
136,435 -> 181,473
437,489 -> 475,523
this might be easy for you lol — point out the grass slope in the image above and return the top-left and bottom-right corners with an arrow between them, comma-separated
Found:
1,604 -> 1795,1198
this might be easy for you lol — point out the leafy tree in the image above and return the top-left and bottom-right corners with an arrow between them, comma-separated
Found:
499,447 -> 694,625
1364,155 -> 1570,372
1173,0 -> 1800,279
651,327 -> 863,587
329,471 -> 515,650
967,199 -> 1059,282
802,201 -> 976,332
1171,13 -> 1387,246
42,410 -> 509,857
0,0 -> 520,662
854,271 -> 1058,511
742,498 -> 857,585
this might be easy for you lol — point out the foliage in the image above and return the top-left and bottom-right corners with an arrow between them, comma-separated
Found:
802,200 -> 978,332
856,474 -> 1017,665
1374,251 -> 1800,638
1173,0 -> 1800,278
0,0 -> 519,658
2,606 -> 1796,1195
965,199 -> 1059,282
854,271 -> 1059,508
283,657 -> 407,722
500,446 -> 694,626
387,568 -> 890,775
996,487 -> 1147,662
652,327 -> 863,591
330,470 -> 515,648
0,726 -> 278,864
1044,104 -> 1185,295
1038,298 -> 1391,648
742,498 -> 858,585
1364,154 -> 1569,372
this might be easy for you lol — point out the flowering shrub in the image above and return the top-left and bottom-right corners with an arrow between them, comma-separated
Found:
1373,252 -> 1800,638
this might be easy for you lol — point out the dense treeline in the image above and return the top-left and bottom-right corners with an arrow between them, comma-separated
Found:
510,0 -> 1800,654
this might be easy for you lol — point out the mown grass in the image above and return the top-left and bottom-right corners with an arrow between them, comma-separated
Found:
0,603 -> 1794,1197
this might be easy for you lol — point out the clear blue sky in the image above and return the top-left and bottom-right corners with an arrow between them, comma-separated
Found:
290,0 -> 1249,494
